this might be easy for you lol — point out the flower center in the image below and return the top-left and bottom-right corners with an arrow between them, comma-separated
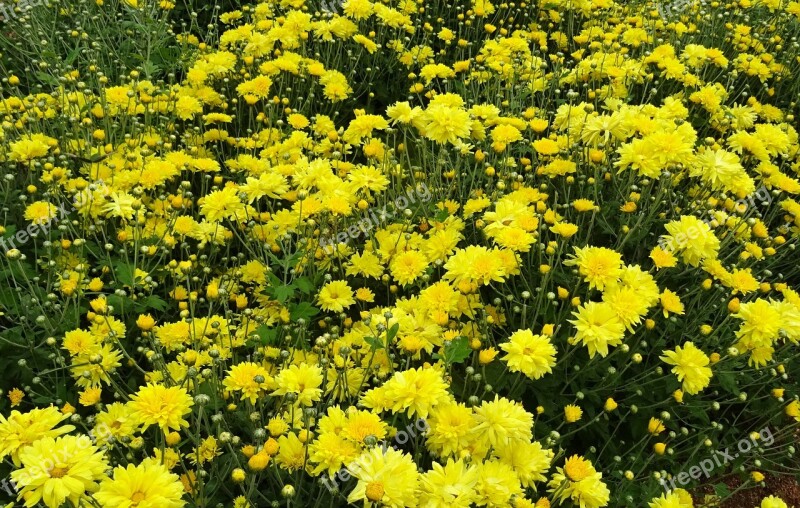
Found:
365,481 -> 384,502
49,465 -> 69,478
564,459 -> 591,482
131,491 -> 146,503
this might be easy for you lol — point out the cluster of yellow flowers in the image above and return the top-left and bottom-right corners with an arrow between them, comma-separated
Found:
0,0 -> 800,506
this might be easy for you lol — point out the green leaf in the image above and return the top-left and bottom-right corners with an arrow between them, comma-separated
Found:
442,336 -> 471,365
433,209 -> 449,222
386,323 -> 400,343
364,336 -> 384,351
106,294 -> 127,314
271,284 -> 295,304
113,261 -> 136,287
716,371 -> 739,395
294,277 -> 315,295
290,302 -> 319,321
254,325 -> 278,346
136,295 -> 167,313
712,482 -> 731,498
34,72 -> 59,87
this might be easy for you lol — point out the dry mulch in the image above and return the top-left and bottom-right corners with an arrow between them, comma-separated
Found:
693,473 -> 800,506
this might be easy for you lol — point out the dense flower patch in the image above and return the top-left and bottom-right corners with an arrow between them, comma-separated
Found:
0,0 -> 799,506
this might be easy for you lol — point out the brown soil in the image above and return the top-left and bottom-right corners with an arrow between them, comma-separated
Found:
693,473 -> 800,507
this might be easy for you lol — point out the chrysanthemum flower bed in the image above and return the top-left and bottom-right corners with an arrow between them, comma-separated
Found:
0,0 -> 799,506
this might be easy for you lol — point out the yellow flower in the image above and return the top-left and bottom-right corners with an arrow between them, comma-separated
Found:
760,496 -> 789,508
648,417 -> 665,435
572,199 -> 596,212
479,347 -> 498,365
128,384 -> 193,432
548,455 -> 610,508
500,330 -> 557,379
94,459 -> 184,508
650,246 -> 677,269
24,201 -> 59,225
362,367 -> 450,419
317,280 -> 356,312
11,435 -> 108,508
272,363 -> 324,407
389,250 -> 429,285
661,216 -> 720,267
79,387 -> 102,406
248,451 -> 270,471
136,314 -> 156,330
223,362 -> 274,405
564,404 -> 583,423
347,447 -> 419,507
564,246 -> 624,291
473,396 -> 533,448
660,342 -> 713,395
785,400 -> 800,421
0,407 -> 74,466
418,458 -> 479,507
569,302 -> 625,358
7,388 -> 24,407
532,138 -> 560,155
660,289 -> 685,318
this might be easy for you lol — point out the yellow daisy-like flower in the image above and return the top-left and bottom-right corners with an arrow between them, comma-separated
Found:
272,363 -> 324,407
0,407 -> 74,466
564,246 -> 624,291
548,455 -> 610,508
223,362 -> 274,405
347,447 -> 419,507
24,201 -> 59,225
317,280 -> 356,312
564,404 -> 583,423
128,383 -> 194,432
7,388 -> 24,407
500,330 -> 557,380
94,458 -> 185,508
569,302 -> 626,358
660,289 -> 685,318
660,342 -> 713,395
11,435 -> 108,508
79,387 -> 102,406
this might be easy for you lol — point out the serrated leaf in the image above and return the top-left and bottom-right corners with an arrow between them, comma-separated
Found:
254,325 -> 278,346
269,284 -> 295,304
442,336 -> 471,365
113,261 -> 136,287
290,302 -> 319,321
716,371 -> 739,395
136,295 -> 167,312
294,277 -> 315,295
712,482 -> 730,498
